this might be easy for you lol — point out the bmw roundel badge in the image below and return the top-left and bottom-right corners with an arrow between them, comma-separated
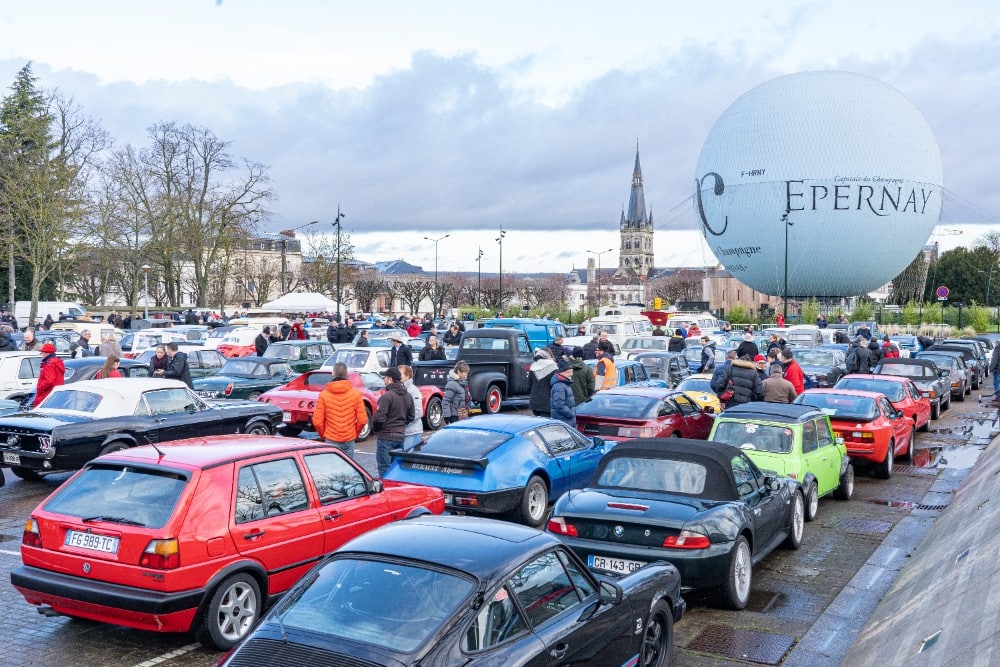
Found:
614,525 -> 624,537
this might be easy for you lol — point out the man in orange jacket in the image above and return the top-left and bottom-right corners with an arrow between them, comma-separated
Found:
312,362 -> 368,458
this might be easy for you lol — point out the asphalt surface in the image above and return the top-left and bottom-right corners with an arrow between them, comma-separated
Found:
0,389 -> 994,666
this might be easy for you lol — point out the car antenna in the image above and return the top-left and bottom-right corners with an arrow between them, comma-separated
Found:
149,441 -> 165,458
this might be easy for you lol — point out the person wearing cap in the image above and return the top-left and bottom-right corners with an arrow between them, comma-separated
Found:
34,342 -> 65,407
763,363 -> 797,403
372,366 -> 414,476
570,346 -> 595,405
255,326 -> 271,356
736,332 -> 759,360
594,342 -> 617,391
698,336 -> 717,374
388,331 -> 413,368
550,358 -> 577,427
313,362 -> 367,458
753,354 -> 768,381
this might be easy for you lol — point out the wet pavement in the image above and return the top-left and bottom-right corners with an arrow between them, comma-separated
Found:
0,390 -> 995,666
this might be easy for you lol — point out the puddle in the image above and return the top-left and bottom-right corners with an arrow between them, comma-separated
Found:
927,417 -> 996,446
912,444 -> 987,470
866,499 -> 916,509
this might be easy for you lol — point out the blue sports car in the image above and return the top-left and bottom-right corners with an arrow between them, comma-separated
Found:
384,414 -> 611,527
585,358 -> 668,388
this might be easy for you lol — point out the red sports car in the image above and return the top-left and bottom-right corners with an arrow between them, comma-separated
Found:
795,388 -> 915,479
575,386 -> 714,441
258,370 -> 443,438
833,374 -> 932,433
11,436 -> 445,650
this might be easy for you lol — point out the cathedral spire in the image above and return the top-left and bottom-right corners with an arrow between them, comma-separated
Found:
617,143 -> 655,279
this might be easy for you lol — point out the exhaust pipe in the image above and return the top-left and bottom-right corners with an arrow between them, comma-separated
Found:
36,605 -> 63,618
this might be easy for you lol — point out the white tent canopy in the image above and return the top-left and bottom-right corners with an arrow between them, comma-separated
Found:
260,292 -> 341,313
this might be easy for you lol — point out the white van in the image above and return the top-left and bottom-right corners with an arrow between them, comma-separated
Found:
665,312 -> 719,336
785,325 -> 824,347
585,314 -> 653,347
14,301 -> 87,326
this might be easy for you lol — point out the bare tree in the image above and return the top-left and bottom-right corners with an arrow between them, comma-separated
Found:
300,228 -> 356,297
649,269 -> 703,306
395,277 -> 432,315
516,274 -> 567,310
351,275 -> 386,313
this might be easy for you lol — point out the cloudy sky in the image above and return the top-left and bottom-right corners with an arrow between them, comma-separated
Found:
1,1 -> 998,275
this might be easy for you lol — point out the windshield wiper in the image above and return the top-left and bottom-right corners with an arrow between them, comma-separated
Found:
82,515 -> 146,526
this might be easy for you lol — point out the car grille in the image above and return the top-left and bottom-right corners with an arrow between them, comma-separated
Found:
0,428 -> 51,454
227,638 -> 382,667
571,517 -> 677,547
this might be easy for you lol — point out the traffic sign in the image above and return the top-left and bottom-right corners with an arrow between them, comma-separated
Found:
936,285 -> 950,299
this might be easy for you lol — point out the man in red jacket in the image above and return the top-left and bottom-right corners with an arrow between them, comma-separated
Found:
34,342 -> 65,407
779,347 -> 805,395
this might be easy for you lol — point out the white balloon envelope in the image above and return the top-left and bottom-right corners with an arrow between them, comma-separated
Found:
695,71 -> 943,297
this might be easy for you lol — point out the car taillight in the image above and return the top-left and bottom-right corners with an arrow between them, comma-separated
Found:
140,538 -> 180,569
618,426 -> 654,438
547,517 -> 579,537
259,397 -> 269,403
308,401 -> 316,409
224,383 -> 234,397
662,530 -> 710,549
22,518 -> 41,548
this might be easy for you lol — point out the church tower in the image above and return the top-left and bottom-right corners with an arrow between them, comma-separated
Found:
615,146 -> 654,278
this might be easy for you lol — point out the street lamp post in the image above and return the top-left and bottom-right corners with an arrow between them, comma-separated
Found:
423,234 -> 450,318
333,206 -> 346,322
280,220 -> 319,293
476,247 -> 484,307
141,265 -> 151,320
782,210 -> 794,323
495,229 -> 506,315
587,248 -> 613,312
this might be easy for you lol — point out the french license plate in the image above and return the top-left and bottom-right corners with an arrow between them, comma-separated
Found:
588,554 -> 645,574
3,452 -> 20,466
65,530 -> 119,554
282,412 -> 292,422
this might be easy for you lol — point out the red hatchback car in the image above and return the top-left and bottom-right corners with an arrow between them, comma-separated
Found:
833,374 -> 932,433
575,386 -> 714,441
11,436 -> 445,650
795,388 -> 915,479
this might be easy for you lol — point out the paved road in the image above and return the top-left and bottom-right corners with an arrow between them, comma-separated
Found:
0,390 -> 993,666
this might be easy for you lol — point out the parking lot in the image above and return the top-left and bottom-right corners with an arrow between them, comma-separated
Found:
0,390 -> 994,666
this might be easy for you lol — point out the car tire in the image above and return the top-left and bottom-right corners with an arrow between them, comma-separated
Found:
718,536 -> 752,610
244,422 -> 272,436
943,393 -> 951,411
919,411 -> 930,432
906,427 -> 916,460
482,384 -> 503,414
783,492 -> 804,550
931,400 -> 941,421
357,405 -> 373,441
99,441 -> 130,456
195,573 -> 261,651
518,475 -> 548,527
9,466 -> 41,481
833,463 -> 854,500
804,482 -> 819,522
972,374 -> 980,390
640,601 -> 673,667
424,396 -> 443,430
875,440 -> 894,479
244,391 -> 261,401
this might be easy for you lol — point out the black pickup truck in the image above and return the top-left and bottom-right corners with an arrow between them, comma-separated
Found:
412,328 -> 534,413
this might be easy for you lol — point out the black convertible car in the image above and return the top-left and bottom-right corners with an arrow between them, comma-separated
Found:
0,378 -> 282,480
547,439 -> 804,610
220,515 -> 685,667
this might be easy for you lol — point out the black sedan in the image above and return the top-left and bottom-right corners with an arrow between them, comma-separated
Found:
0,378 -> 282,480
220,514 -> 685,667
547,439 -> 804,610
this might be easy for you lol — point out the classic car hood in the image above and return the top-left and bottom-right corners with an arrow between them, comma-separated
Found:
0,412 -> 84,429
194,374 -> 254,389
259,388 -> 319,402
558,487 -> 715,525
205,399 -> 272,410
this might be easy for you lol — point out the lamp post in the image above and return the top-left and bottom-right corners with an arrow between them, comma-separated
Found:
141,264 -> 151,320
495,229 -> 506,315
782,210 -> 794,323
423,234 -> 450,318
279,219 -> 319,293
333,206 -> 346,322
476,247 -> 484,307
587,247 -> 613,312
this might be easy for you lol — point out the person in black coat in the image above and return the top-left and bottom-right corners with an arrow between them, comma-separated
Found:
388,332 -> 413,367
419,336 -> 447,361
667,330 -> 687,353
255,327 -> 271,356
163,343 -> 193,388
581,335 -> 599,360
722,358 -> 765,406
736,332 -> 759,360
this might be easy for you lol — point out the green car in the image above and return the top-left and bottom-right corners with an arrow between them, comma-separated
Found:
193,357 -> 298,400
262,340 -> 335,373
709,402 -> 853,521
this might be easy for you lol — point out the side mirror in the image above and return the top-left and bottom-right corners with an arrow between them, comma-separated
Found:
762,475 -> 781,491
370,479 -> 384,494
598,580 -> 623,605
590,436 -> 605,449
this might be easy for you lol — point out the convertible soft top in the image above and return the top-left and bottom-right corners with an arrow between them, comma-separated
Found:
598,438 -> 746,500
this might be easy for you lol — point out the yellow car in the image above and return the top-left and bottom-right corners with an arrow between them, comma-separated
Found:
675,373 -> 722,413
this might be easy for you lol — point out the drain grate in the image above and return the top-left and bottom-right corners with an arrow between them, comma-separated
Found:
685,624 -> 795,665
915,504 -> 949,511
894,465 -> 939,476
827,517 -> 892,534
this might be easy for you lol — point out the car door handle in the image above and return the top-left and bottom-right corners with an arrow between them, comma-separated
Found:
325,512 -> 342,521
243,530 -> 265,540
550,643 -> 569,660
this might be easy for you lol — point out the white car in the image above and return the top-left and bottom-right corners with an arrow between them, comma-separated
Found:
119,330 -> 189,359
320,346 -> 392,374
0,352 -> 41,402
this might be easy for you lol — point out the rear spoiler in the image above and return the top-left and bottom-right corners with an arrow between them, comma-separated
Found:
390,450 -> 489,470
